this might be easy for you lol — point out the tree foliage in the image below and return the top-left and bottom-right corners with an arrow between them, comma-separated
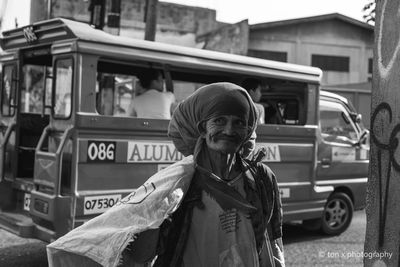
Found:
363,0 -> 376,24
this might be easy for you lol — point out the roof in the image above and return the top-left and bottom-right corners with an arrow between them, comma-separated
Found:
250,13 -> 374,31
321,90 -> 350,105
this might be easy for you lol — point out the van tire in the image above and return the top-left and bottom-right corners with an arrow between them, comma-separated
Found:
321,192 -> 353,235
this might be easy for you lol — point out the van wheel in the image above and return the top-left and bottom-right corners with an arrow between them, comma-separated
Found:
321,192 -> 353,235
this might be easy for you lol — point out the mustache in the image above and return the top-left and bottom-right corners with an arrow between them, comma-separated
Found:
211,133 -> 242,143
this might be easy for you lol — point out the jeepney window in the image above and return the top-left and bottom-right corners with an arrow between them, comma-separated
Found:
1,64 -> 17,116
259,81 -> 307,125
173,81 -> 206,103
320,100 -> 358,145
170,69 -> 232,104
21,65 -> 52,114
54,58 -> 73,118
96,72 -> 137,116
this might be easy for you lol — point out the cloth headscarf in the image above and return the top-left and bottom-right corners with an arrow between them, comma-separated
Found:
168,82 -> 258,160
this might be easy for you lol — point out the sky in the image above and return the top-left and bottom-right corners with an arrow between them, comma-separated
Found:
162,0 -> 369,24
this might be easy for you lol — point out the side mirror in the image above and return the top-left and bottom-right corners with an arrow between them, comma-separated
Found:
350,112 -> 362,124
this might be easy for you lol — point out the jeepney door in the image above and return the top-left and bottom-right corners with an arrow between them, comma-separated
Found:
316,99 -> 369,205
0,62 -> 18,182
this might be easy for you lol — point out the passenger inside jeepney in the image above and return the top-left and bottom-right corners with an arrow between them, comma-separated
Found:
129,69 -> 176,119
241,78 -> 265,124
241,78 -> 284,125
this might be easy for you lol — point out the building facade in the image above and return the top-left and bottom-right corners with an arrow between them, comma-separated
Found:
248,14 -> 374,86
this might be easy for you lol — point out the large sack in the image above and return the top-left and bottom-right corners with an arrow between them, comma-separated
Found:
47,155 -> 195,267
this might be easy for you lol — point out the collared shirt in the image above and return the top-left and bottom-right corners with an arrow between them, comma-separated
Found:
131,89 -> 175,119
254,102 -> 265,124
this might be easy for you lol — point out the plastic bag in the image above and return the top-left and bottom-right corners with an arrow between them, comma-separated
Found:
47,155 -> 195,267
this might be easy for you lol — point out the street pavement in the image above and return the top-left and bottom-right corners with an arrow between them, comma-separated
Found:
0,210 -> 366,267
284,210 -> 366,267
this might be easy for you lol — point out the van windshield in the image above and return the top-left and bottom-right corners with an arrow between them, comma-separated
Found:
320,100 -> 359,145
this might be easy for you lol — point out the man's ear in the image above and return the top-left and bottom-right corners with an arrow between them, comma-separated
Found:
197,121 -> 207,137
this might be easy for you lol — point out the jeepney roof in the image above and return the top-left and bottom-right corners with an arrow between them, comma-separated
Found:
0,18 -> 322,83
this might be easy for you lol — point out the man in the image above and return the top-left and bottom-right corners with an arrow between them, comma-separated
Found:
155,82 -> 285,266
47,82 -> 284,267
242,78 -> 265,124
130,69 -> 175,119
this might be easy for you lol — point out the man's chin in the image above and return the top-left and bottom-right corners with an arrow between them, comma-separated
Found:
211,145 -> 240,154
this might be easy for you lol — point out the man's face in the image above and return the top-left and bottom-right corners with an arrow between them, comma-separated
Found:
153,73 -> 165,92
250,86 -> 262,102
202,115 -> 248,154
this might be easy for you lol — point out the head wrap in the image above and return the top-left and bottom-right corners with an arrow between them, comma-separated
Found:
168,82 -> 257,159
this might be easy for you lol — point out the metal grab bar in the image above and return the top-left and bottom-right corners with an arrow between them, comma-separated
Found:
35,125 -> 51,154
35,125 -> 74,155
0,122 -> 16,181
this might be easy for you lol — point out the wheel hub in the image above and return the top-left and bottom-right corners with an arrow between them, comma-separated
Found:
325,199 -> 348,229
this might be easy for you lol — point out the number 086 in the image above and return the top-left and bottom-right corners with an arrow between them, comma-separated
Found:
87,142 -> 115,161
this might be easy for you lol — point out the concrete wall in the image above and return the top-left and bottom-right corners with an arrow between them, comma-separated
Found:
249,19 -> 374,85
197,20 -> 249,55
48,0 -> 219,47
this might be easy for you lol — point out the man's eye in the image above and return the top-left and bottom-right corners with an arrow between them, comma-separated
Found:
235,120 -> 246,127
214,117 -> 226,125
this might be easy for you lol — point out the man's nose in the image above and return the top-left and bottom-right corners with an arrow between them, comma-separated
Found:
222,122 -> 235,135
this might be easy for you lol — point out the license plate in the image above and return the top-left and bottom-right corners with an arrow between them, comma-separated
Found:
23,193 -> 31,211
83,194 -> 121,215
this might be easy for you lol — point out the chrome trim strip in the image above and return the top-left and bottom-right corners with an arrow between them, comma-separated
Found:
257,142 -> 314,147
278,182 -> 311,186
76,189 -> 134,197
317,160 -> 370,164
316,178 -> 368,185
284,207 -> 324,215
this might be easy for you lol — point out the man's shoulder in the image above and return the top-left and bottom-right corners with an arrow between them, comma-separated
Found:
243,159 -> 275,183
164,91 -> 175,99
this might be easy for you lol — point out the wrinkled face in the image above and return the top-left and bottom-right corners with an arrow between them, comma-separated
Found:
202,115 -> 249,154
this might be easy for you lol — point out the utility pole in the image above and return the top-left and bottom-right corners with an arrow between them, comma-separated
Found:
364,0 -> 400,266
47,0 -> 52,20
144,0 -> 158,41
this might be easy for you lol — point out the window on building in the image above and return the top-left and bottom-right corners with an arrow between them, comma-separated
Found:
311,54 -> 349,72
248,50 -> 287,62
368,58 -> 373,74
